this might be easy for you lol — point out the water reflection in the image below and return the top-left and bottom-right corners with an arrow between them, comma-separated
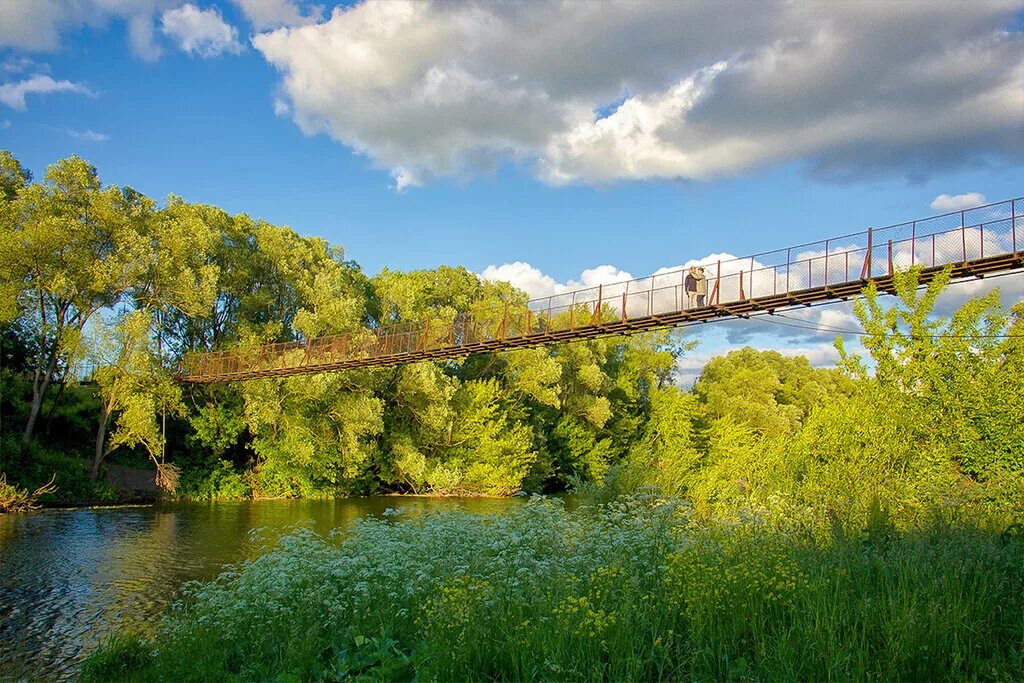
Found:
0,497 -> 521,680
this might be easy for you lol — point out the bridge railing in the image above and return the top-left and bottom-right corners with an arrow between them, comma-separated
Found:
527,197 -> 1020,317
180,198 -> 1021,380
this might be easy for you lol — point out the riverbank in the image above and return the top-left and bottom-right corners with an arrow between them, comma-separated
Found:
81,496 -> 1024,682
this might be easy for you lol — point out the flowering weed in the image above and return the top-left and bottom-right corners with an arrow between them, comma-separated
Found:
82,496 -> 1024,681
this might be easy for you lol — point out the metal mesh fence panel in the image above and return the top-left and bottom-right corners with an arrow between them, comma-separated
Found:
182,198 -> 1023,381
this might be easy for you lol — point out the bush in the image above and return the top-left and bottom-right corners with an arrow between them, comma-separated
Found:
178,458 -> 251,500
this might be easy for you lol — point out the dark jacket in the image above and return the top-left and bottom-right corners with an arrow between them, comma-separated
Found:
684,273 -> 696,292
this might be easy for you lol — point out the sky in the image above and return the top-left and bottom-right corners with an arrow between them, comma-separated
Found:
2,0 -> 1023,382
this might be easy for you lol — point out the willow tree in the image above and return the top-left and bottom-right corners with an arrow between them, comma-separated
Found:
0,154 -> 149,453
88,198 -> 221,483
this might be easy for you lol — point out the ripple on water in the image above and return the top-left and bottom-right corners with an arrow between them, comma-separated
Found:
0,496 -> 523,680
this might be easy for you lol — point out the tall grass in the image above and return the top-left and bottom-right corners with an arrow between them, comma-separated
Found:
82,496 -> 1024,681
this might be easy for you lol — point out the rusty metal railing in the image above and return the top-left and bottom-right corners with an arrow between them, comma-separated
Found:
180,197 -> 1023,382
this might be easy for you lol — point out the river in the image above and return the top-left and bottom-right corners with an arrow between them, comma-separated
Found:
0,497 -> 523,681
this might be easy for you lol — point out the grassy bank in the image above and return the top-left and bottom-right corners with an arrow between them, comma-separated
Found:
82,495 -> 1024,681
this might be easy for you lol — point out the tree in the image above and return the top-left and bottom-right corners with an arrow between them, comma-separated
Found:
2,156 -> 149,453
0,152 -> 32,323
695,347 -> 846,437
90,311 -> 156,480
838,267 -> 1024,481
90,310 -> 186,489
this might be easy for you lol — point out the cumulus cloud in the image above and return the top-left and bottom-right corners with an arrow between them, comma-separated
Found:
932,267 -> 1024,317
66,128 -> 109,142
675,341 -> 845,388
0,75 -> 94,110
481,262 -> 634,300
481,262 -> 567,299
390,166 -> 425,193
253,1 -> 1024,188
0,0 -> 173,60
0,0 -> 67,51
233,0 -> 322,30
161,4 -> 243,58
930,192 -> 988,212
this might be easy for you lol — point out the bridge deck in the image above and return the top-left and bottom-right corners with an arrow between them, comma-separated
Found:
181,198 -> 1023,383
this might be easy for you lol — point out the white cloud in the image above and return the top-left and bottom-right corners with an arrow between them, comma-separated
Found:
233,0 -> 322,30
390,166 -> 424,193
481,262 -> 568,299
481,262 -> 636,300
930,192 -> 988,212
66,128 -> 109,142
253,1 -> 1024,188
0,0 -> 173,60
2,57 -> 45,74
272,96 -> 290,116
675,340 -> 845,388
0,0 -> 66,51
161,4 -> 242,58
933,267 -> 1024,317
571,265 -> 635,290
0,75 -> 94,111
775,344 -> 843,368
126,11 -> 164,62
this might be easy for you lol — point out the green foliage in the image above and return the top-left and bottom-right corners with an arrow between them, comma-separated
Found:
178,459 -> 249,500
79,634 -> 154,683
81,497 -> 1024,681
695,347 -> 848,436
443,378 -> 536,495
3,151 -> 1022,517
578,268 -> 1024,533
1,433 -> 116,504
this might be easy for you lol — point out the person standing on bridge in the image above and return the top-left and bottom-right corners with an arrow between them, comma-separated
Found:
695,266 -> 708,306
685,267 -> 698,308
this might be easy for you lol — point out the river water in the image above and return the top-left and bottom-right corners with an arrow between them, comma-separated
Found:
0,497 -> 521,681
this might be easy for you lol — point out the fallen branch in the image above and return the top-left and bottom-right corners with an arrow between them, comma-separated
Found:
0,473 -> 57,513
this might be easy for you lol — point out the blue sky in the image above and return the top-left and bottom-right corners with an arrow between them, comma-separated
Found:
2,0 -> 1022,379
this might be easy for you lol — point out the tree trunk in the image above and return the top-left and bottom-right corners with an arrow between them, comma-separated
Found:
91,410 -> 111,481
43,376 -> 68,437
21,347 -> 59,455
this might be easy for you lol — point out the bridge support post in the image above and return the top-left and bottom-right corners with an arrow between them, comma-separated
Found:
861,227 -> 873,280
786,248 -> 791,293
749,256 -> 755,298
824,240 -> 829,285
715,260 -> 721,304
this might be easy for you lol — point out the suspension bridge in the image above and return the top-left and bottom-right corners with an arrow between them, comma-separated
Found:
180,197 -> 1023,383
